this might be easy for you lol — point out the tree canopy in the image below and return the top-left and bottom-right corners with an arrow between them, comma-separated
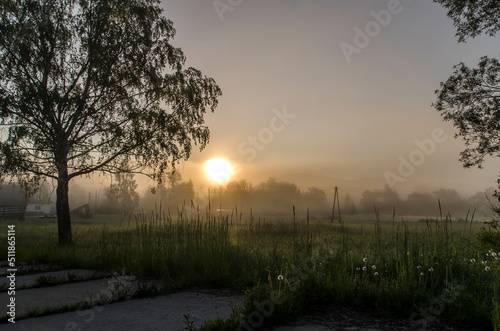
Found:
103,173 -> 140,214
434,56 -> 500,169
433,0 -> 500,42
0,0 -> 221,244
433,0 -> 500,198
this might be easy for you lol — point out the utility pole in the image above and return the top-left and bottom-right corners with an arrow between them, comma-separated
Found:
331,186 -> 341,223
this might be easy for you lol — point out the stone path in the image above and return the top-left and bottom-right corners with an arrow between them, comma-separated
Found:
0,263 -> 243,331
0,268 -> 101,288
0,263 -> 471,331
0,292 -> 243,331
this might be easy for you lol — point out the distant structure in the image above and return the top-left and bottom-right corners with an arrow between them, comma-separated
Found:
70,204 -> 93,219
25,185 -> 55,216
0,183 -> 56,219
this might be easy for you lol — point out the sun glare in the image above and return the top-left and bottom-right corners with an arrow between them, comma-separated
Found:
204,158 -> 233,184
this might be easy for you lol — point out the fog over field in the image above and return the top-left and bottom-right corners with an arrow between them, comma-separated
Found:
162,0 -> 499,195
62,0 -> 500,216
2,1 -> 500,329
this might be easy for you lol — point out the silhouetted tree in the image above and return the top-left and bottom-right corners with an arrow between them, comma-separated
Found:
433,0 -> 500,201
432,0 -> 500,42
405,192 -> 437,217
169,179 -> 195,212
434,57 -> 500,169
255,178 -> 300,214
103,174 -> 139,214
0,0 -> 221,244
342,193 -> 357,215
142,172 -> 195,212
223,180 -> 254,209
468,187 -> 496,214
360,185 -> 402,215
433,188 -> 470,216
301,187 -> 329,216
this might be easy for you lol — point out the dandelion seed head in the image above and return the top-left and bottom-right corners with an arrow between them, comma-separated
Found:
374,272 -> 379,276
362,266 -> 367,272
372,265 -> 376,270
363,258 -> 368,263
278,275 -> 284,281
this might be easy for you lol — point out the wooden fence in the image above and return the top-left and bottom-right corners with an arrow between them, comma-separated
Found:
0,206 -> 25,220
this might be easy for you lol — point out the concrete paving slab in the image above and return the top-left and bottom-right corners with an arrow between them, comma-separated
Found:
0,279 -> 113,316
0,269 -> 102,288
0,264 -> 63,277
269,326 -> 330,331
0,291 -> 244,331
1,272 -> 163,315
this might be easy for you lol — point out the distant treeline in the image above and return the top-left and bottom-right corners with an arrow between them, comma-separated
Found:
140,177 -> 494,219
142,177 -> 335,217
359,185 -> 495,217
69,174 -> 496,219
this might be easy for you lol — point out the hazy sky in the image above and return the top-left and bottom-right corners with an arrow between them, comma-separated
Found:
105,1 -> 500,199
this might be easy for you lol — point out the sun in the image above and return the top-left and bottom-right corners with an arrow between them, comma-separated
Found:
204,158 -> 233,184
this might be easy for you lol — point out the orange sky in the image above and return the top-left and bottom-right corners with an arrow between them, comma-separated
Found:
73,1 -> 500,201
154,0 -> 500,198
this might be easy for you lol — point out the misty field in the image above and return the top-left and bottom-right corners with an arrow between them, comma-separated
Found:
1,209 -> 499,330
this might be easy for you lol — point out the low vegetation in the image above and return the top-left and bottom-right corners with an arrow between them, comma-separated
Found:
1,207 -> 499,330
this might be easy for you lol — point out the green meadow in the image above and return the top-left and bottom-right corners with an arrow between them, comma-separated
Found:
1,208 -> 499,330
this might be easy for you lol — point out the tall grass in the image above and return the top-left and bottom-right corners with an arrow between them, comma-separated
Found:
1,208 -> 497,329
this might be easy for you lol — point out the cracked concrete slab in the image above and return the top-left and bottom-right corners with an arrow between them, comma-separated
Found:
0,269 -> 103,288
0,273 -> 164,317
0,291 -> 243,331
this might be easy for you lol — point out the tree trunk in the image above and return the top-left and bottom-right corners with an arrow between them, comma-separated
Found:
56,164 -> 72,245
